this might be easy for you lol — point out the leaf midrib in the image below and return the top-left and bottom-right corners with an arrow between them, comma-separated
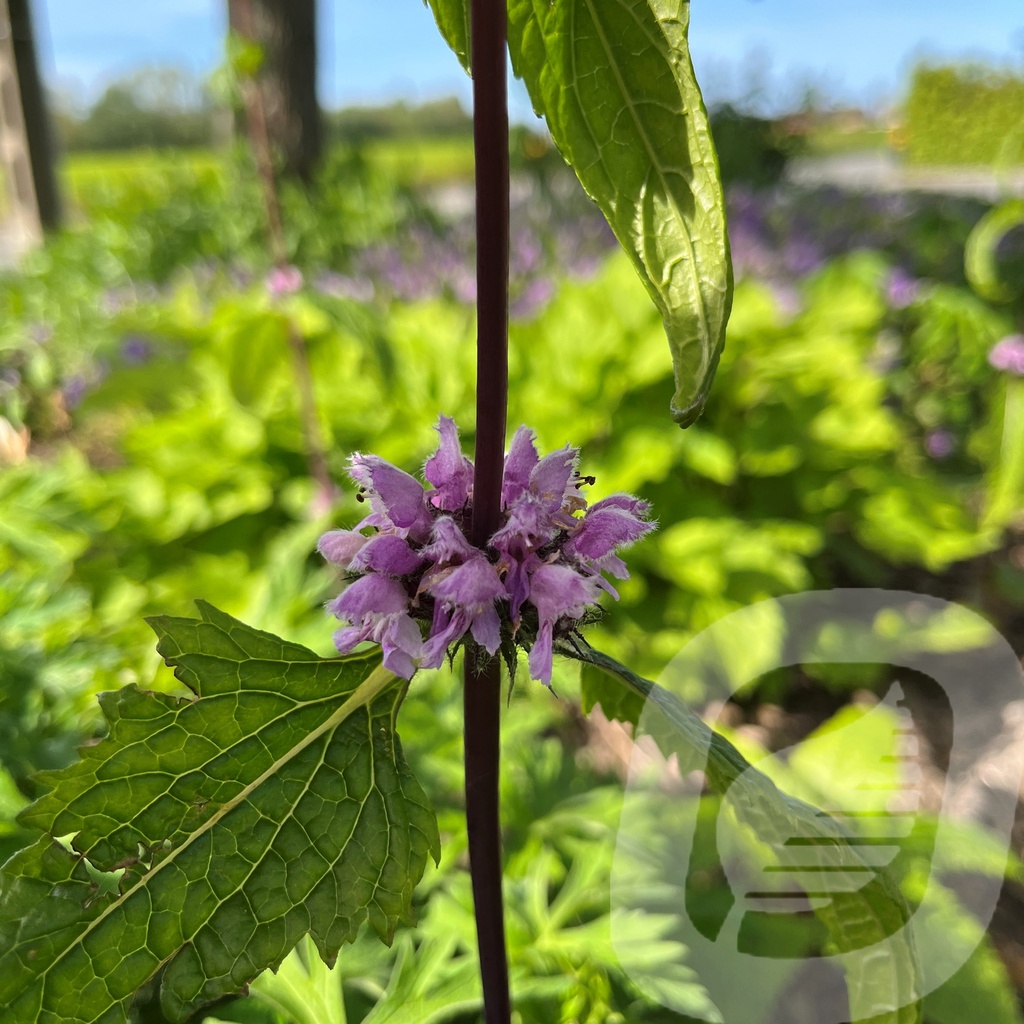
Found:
576,0 -> 710,350
66,674 -> 354,862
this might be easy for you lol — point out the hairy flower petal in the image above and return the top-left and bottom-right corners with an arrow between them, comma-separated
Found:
350,534 -> 425,576
469,604 -> 502,653
565,505 -> 655,563
429,555 -> 506,611
528,562 -> 602,624
490,497 -> 556,556
380,614 -> 424,678
528,621 -> 555,685
330,573 -> 409,621
587,493 -> 652,517
349,454 -> 432,540
317,529 -> 368,568
424,415 -> 474,511
420,607 -> 469,669
529,444 -> 580,512
501,425 -> 539,505
421,556 -> 505,662
421,515 -> 476,564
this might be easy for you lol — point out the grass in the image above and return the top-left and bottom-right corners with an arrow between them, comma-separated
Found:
60,136 -> 476,206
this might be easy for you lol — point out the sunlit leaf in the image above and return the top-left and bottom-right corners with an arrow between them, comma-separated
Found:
425,0 -> 732,425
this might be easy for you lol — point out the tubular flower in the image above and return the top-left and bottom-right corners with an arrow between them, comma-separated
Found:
318,416 -> 655,683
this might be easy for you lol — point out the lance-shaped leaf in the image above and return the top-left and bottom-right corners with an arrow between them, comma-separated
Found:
571,641 -> 922,1024
424,0 -> 732,425
0,602 -> 439,1024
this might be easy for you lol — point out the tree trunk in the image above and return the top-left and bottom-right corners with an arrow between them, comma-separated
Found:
7,0 -> 60,230
227,0 -> 321,183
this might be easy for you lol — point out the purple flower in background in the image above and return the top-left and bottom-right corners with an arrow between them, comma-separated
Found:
886,267 -> 919,310
782,236 -> 824,277
989,334 -> 1024,376
61,374 -> 92,410
28,323 -> 53,345
925,430 -> 956,459
120,334 -> 153,365
315,271 -> 374,303
511,277 -> 555,321
318,417 -> 655,683
267,265 -> 304,297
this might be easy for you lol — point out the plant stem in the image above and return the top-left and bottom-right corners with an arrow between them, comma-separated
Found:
465,0 -> 511,1022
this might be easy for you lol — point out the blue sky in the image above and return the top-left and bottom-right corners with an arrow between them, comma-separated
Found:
36,0 -> 1024,115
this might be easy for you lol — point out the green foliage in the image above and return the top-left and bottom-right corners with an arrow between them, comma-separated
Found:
0,605 -> 438,1023
985,380 -> 1024,529
905,64 -> 1024,167
572,642 -> 922,1024
325,98 -> 472,144
709,105 -> 801,187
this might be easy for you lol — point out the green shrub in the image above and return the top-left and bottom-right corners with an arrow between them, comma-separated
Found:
905,63 -> 1024,166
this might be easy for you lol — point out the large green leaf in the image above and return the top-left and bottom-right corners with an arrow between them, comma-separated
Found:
0,603 -> 439,1024
573,641 -> 922,1024
424,0 -> 732,425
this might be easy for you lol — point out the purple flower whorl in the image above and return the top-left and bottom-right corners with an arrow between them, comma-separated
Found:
318,416 -> 655,684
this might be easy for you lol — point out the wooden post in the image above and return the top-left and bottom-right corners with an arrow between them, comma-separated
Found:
0,0 -> 40,258
0,0 -> 60,262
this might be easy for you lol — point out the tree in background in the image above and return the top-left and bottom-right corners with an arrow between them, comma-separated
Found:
227,0 -> 321,183
55,67 -> 217,152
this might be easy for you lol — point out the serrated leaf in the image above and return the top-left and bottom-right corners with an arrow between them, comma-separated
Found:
425,0 -> 732,424
580,662 -> 645,726
0,602 -> 439,1024
565,640 -> 922,1024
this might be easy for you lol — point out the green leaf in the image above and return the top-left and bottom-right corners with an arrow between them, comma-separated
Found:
580,662 -> 646,725
422,0 -> 471,72
246,935 -> 348,1024
361,932 -> 482,1024
565,640 -> 922,1024
984,378 -> 1024,529
964,199 -> 1024,303
515,0 -> 731,425
0,603 -> 439,1024
425,0 -> 732,425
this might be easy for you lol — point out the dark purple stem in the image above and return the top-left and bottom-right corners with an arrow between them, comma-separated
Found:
465,0 -> 511,1022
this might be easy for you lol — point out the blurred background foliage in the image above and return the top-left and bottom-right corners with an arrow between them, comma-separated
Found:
3,33 -> 1024,1024
905,64 -> 1024,168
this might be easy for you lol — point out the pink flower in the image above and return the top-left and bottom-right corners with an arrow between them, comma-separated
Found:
267,265 -> 304,296
989,335 -> 1024,376
318,417 -> 655,683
